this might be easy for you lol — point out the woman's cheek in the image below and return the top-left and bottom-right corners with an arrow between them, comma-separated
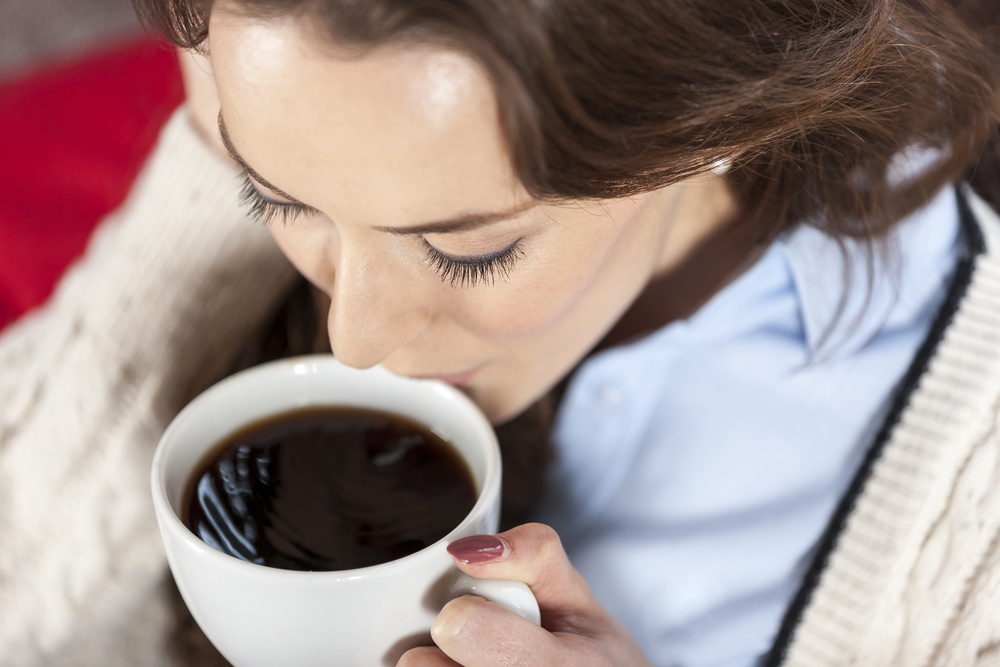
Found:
451,264 -> 592,340
268,225 -> 337,291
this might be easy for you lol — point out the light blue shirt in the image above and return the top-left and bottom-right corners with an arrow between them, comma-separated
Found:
536,185 -> 962,667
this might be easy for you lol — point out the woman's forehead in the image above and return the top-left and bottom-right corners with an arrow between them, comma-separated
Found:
208,9 -> 530,229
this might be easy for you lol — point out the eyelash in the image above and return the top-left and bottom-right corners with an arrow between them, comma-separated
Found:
423,239 -> 524,289
238,173 -> 524,288
238,174 -> 315,226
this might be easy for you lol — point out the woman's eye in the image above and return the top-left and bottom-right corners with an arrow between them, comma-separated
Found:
423,238 -> 524,288
238,174 -> 315,225
238,171 -> 523,287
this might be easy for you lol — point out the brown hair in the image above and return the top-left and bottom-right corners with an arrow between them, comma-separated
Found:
137,0 -> 999,244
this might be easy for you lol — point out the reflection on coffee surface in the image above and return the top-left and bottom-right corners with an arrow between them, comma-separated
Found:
182,407 -> 477,571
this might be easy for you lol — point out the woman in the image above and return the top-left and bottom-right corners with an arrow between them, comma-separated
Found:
2,0 -> 999,665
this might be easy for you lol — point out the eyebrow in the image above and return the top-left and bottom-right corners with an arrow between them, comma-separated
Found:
217,113 -> 538,235
219,114 -> 304,204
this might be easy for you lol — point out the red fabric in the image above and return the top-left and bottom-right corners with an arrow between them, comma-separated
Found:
0,38 -> 184,331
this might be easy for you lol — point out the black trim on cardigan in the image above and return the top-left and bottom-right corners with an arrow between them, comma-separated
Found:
762,185 -> 988,666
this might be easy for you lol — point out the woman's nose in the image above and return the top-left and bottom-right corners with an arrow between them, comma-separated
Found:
325,246 -> 431,369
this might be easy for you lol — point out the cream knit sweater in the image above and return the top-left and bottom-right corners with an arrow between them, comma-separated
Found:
772,187 -> 1000,666
1,108 -> 998,666
0,109 -> 297,666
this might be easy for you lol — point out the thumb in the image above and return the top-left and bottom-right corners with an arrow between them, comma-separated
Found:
446,523 -> 604,631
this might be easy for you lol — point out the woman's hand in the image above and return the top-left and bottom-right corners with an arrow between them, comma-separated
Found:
177,49 -> 231,160
398,523 -> 653,667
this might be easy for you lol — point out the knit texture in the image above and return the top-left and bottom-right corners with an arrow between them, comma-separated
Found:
0,108 -> 296,666
779,189 -> 1000,666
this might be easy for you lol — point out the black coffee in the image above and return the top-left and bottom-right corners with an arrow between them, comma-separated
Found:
182,406 -> 477,572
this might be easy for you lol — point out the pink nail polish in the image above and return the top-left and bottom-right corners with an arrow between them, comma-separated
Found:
447,535 -> 508,564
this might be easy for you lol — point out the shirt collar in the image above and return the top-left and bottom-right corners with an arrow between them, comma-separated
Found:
779,185 -> 960,360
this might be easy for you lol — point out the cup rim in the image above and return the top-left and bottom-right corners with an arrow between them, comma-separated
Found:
151,354 -> 501,581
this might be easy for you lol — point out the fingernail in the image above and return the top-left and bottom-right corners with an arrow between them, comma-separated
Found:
447,535 -> 509,564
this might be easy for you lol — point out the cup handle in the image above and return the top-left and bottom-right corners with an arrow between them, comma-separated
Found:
447,573 -> 541,625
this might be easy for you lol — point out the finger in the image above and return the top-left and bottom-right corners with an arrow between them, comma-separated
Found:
446,523 -> 604,630
396,645 -> 462,667
432,594 -> 580,667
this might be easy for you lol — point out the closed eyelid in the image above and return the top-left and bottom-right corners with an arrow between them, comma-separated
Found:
424,237 -> 523,263
424,237 -> 524,288
219,115 -> 307,205
238,174 -> 314,225
243,173 -> 301,206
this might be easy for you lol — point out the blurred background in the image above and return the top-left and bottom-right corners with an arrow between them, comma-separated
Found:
0,0 -> 183,332
0,0 -> 142,78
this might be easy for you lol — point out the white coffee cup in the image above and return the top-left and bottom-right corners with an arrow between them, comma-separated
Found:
151,355 -> 539,667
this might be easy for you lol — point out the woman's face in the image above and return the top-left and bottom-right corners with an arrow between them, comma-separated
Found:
208,7 -> 689,424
